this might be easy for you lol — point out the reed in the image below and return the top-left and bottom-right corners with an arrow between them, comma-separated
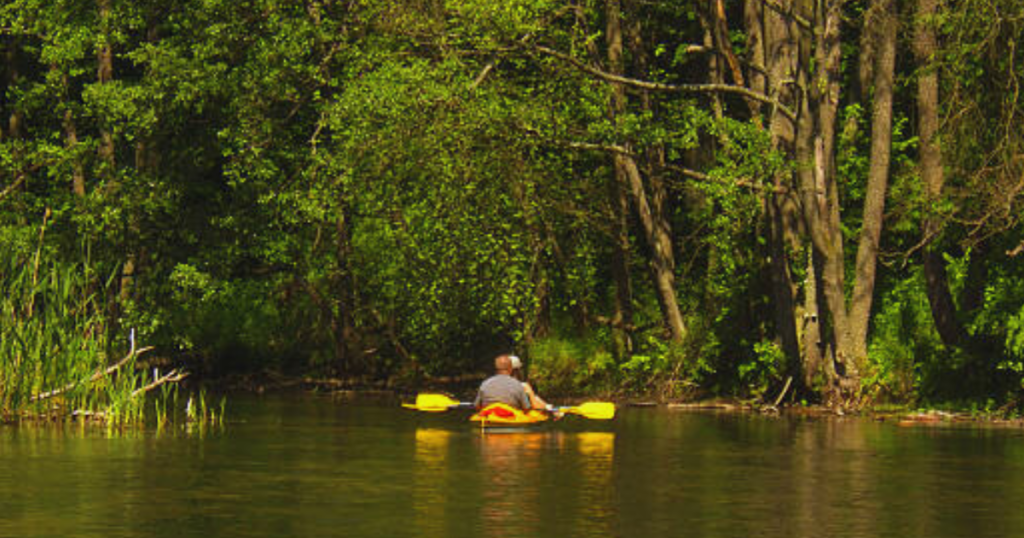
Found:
1,243 -> 207,428
2,247 -> 104,418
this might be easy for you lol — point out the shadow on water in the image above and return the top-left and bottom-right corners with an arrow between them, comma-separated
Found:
3,395 -> 1024,538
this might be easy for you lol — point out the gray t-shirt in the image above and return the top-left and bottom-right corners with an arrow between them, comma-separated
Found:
474,374 -> 531,410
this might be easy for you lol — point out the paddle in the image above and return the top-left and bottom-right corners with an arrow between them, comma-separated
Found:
401,393 -> 473,412
553,401 -> 616,420
404,393 -> 615,420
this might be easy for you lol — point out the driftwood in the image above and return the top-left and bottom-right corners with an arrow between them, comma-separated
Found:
31,331 -> 154,402
667,401 -> 744,411
131,369 -> 189,398
760,376 -> 794,414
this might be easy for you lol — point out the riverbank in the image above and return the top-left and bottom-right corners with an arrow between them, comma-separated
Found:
216,369 -> 1024,430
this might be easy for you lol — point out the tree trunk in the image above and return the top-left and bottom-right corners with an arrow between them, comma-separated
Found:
97,0 -> 115,170
334,212 -> 361,373
822,0 -> 862,396
755,0 -> 805,386
619,154 -> 687,342
744,0 -> 766,120
606,0 -> 634,359
801,250 -> 824,388
4,38 -> 23,140
914,0 -> 964,349
795,0 -> 859,399
628,3 -> 683,346
94,0 -> 134,304
848,0 -> 896,365
794,0 -> 824,388
63,102 -> 87,197
700,8 -> 726,124
48,63 -> 88,197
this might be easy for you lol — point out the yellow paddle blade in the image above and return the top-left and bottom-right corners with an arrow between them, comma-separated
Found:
564,401 -> 616,420
404,393 -> 461,412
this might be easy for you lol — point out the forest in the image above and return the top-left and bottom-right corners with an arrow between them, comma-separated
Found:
2,0 -> 1024,418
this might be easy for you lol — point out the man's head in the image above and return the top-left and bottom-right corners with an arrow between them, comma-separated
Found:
494,354 -> 513,374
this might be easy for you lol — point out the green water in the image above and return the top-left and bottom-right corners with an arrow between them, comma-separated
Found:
3,395 -> 1024,538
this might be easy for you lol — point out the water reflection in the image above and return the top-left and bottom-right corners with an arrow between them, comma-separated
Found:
570,432 -> 616,537
410,427 -> 619,538
476,431 -> 550,538
413,428 -> 453,538
4,399 -> 1024,538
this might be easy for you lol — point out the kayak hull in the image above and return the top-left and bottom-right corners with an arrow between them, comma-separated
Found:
469,403 -> 549,428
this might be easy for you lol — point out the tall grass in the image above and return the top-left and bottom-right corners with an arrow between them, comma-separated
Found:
1,243 -> 213,428
1,245 -> 110,419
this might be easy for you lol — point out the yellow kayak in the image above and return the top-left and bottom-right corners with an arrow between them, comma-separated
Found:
469,403 -> 550,427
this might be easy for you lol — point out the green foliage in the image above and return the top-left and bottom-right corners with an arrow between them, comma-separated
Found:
837,104 -> 919,240
2,0 -> 1024,410
966,251 -> 1024,391
165,264 -> 287,374
1006,309 -> 1024,363
0,234 -> 108,416
738,340 -> 786,401
527,329 -> 699,400
526,336 -> 615,396
0,235 -> 189,426
866,271 -> 942,402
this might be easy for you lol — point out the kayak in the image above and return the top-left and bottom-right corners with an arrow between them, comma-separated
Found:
402,393 -> 615,422
469,403 -> 550,428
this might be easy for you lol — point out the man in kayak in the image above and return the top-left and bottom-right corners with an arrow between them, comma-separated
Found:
475,354 -> 548,409
474,354 -> 550,411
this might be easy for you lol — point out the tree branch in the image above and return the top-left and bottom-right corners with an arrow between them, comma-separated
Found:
469,5 -> 578,91
1008,241 -> 1024,257
532,45 -> 796,121
762,0 -> 812,30
0,174 -> 25,202
558,139 -> 790,194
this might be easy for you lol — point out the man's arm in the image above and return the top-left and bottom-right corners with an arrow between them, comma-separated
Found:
523,382 -> 549,410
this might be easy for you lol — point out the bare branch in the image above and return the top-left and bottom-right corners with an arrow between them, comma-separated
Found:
131,369 -> 189,398
469,63 -> 496,90
532,45 -> 796,121
557,139 -> 789,194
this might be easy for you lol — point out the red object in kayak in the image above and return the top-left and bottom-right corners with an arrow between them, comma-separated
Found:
469,403 -> 549,427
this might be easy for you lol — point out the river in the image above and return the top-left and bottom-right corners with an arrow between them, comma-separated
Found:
2,394 -> 1023,538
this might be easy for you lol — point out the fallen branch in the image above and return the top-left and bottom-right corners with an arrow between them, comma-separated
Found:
31,332 -> 152,402
131,369 -> 189,398
772,376 -> 793,408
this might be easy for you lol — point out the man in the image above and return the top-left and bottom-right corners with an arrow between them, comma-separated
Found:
474,354 -> 530,410
475,354 -> 538,410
